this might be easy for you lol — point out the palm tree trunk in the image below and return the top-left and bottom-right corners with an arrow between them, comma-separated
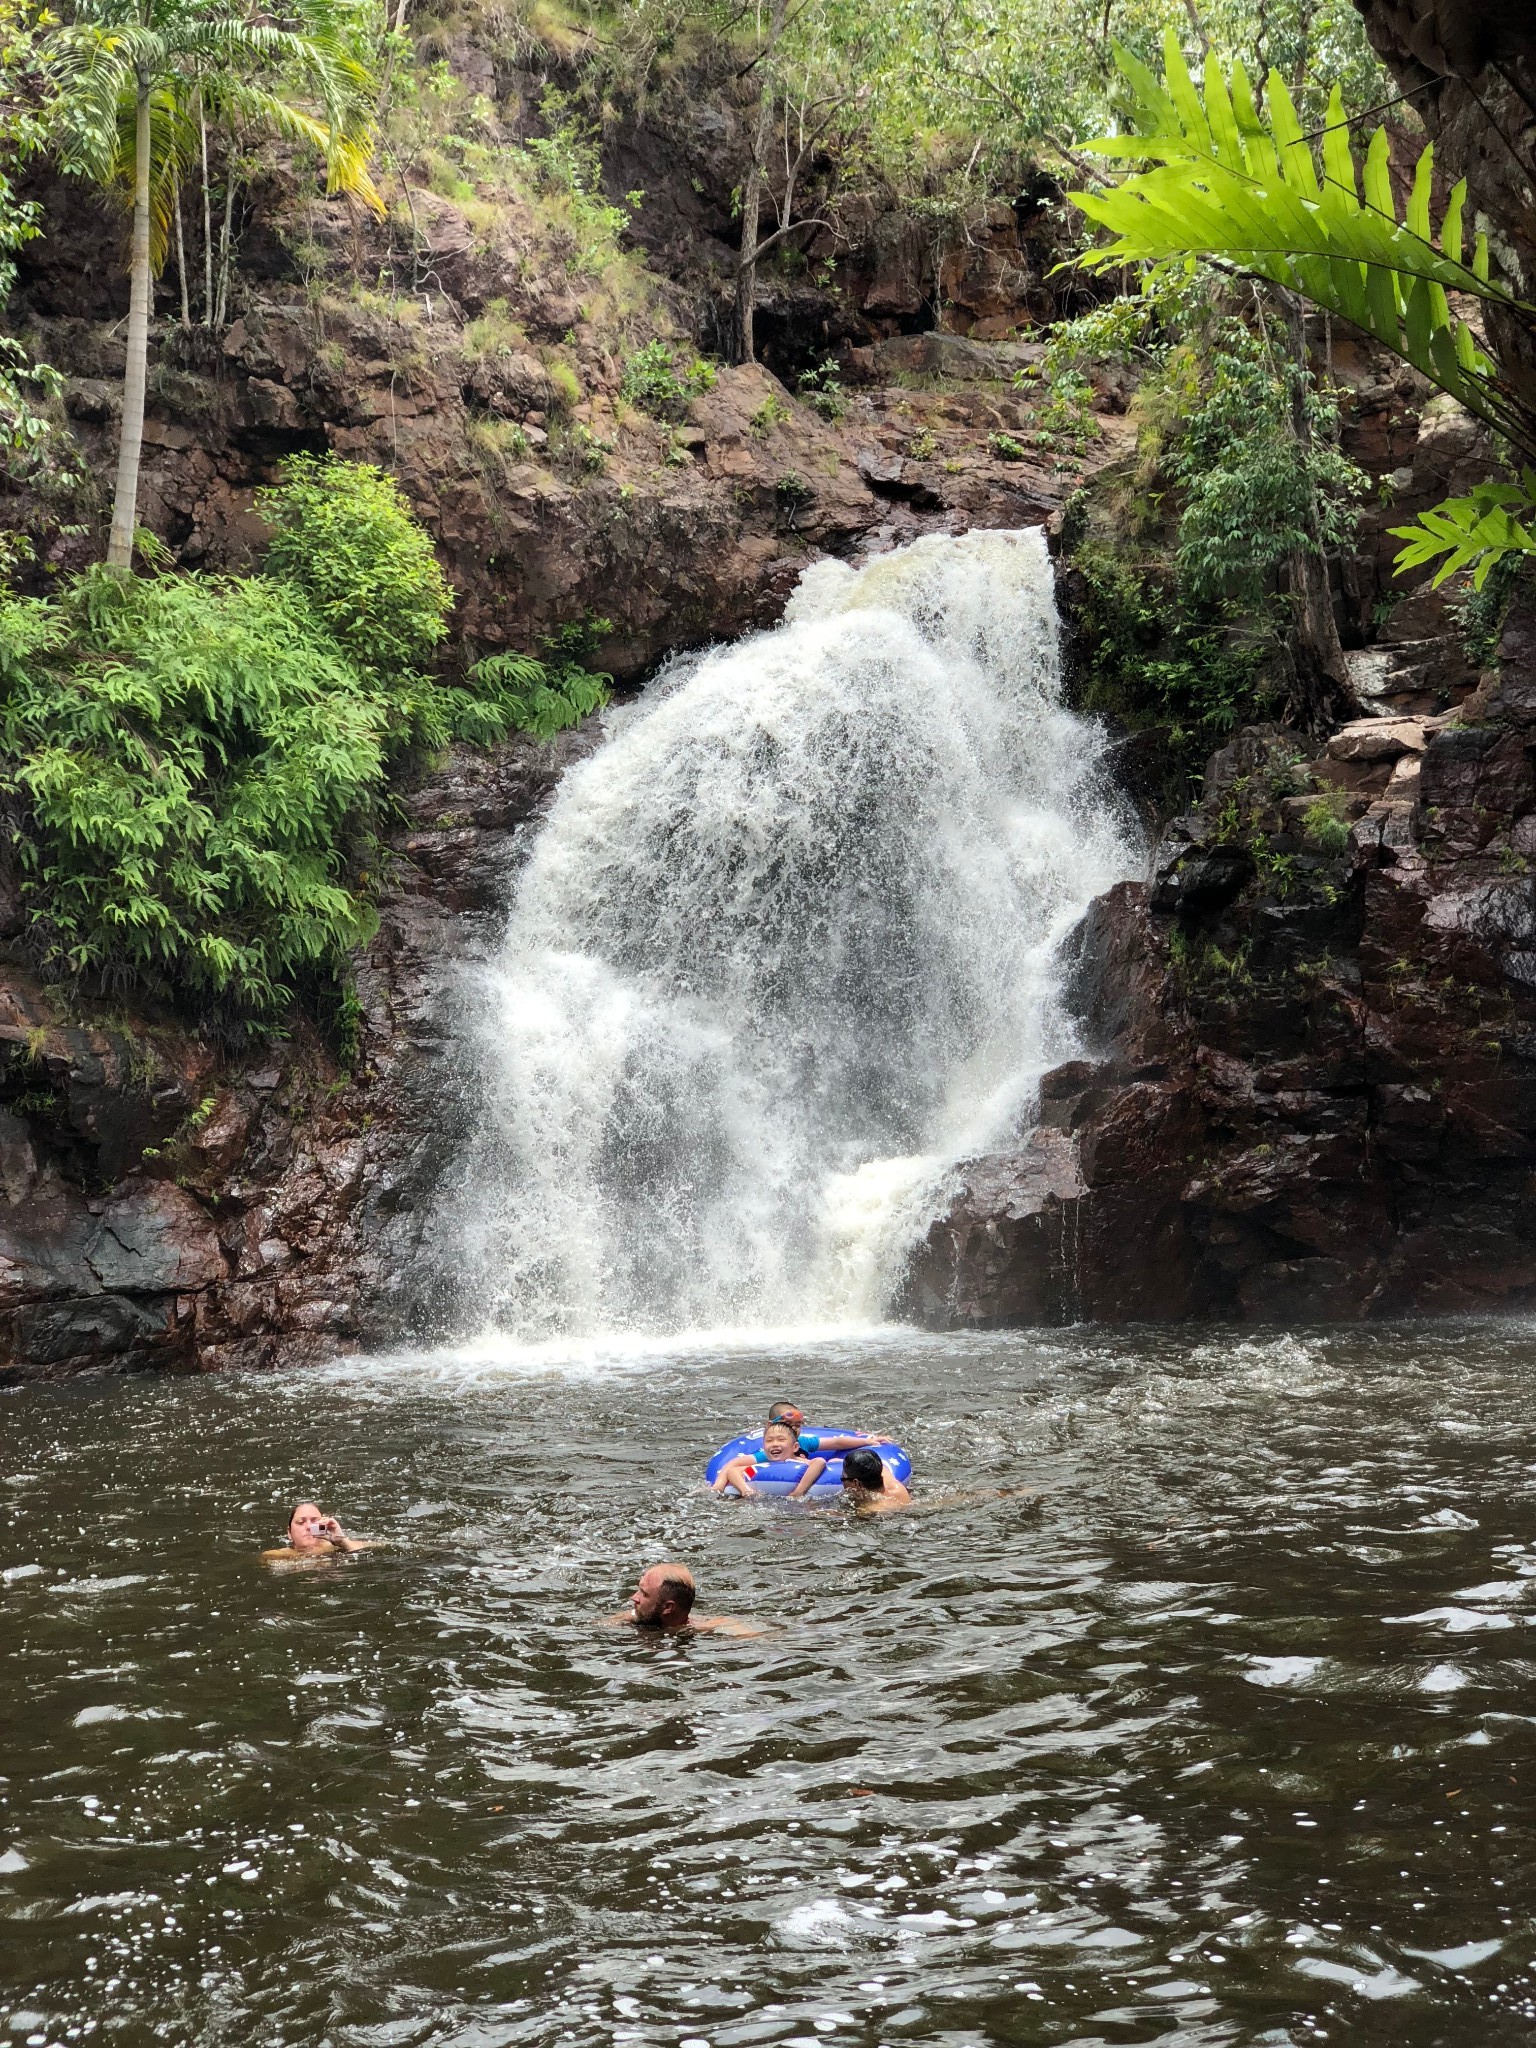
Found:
107,72 -> 153,572
199,80 -> 213,325
214,169 -> 237,330
174,178 -> 191,328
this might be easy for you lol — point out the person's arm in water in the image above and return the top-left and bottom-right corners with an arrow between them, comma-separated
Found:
315,1516 -> 375,1553
804,1431 -> 891,1455
900,1485 -> 1043,1518
691,1613 -> 773,1637
787,1454 -> 828,1499
712,1455 -> 758,1497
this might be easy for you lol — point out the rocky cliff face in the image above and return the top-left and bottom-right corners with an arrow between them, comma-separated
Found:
0,729 -> 597,1384
905,591 -> 1536,1326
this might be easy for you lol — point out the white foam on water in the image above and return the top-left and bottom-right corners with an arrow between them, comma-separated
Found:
452,528 -> 1137,1341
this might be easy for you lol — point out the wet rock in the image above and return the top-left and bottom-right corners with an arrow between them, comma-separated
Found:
910,591 -> 1536,1326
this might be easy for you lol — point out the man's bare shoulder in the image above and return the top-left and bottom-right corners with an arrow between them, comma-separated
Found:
692,1614 -> 771,1638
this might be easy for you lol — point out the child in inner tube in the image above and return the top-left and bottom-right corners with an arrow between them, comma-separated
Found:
711,1406 -> 890,1500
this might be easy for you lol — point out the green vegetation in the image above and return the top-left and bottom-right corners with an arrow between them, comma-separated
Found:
1053,264 -> 1363,765
1070,33 -> 1536,592
620,340 -> 716,421
1301,794 -> 1350,855
797,357 -> 845,423
1164,324 -> 1364,609
0,567 -> 396,1015
0,456 -> 604,1022
1065,533 -> 1271,796
750,394 -> 792,438
257,455 -> 451,678
462,618 -> 612,742
44,0 -> 383,567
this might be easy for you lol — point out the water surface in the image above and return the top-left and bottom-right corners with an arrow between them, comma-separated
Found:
4,1321 -> 1536,2046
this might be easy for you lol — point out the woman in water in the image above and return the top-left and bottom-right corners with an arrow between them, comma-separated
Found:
260,1500 -> 378,1568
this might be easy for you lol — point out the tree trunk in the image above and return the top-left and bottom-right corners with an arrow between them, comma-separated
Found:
1286,547 -> 1356,730
1280,291 -> 1359,730
173,179 -> 191,328
214,170 -> 237,331
731,84 -> 774,365
730,0 -> 787,366
107,73 -> 153,572
199,81 -> 213,325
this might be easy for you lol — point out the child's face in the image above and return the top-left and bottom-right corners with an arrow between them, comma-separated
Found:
762,1423 -> 799,1459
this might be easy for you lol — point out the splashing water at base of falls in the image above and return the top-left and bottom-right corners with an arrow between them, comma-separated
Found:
457,528 -> 1139,1339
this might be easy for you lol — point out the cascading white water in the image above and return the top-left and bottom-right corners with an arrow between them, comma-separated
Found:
456,528 -> 1138,1340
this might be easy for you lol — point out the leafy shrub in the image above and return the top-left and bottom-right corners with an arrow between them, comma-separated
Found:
257,454 -> 453,678
1168,330 -> 1366,607
1065,536 -> 1272,799
456,617 -> 612,741
988,431 -> 1028,461
797,357 -> 845,422
907,428 -> 937,461
0,569 -> 399,1014
517,90 -> 643,277
620,339 -> 716,421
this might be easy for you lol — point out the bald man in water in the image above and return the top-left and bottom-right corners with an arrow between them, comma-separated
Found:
606,1563 -> 767,1638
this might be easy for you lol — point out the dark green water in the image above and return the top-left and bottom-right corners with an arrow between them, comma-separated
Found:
4,1322 -> 1536,2047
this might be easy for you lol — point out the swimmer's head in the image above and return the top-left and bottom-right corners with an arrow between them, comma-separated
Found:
841,1448 -> 886,1493
760,1420 -> 801,1460
632,1563 -> 696,1628
767,1401 -> 806,1427
287,1501 -> 331,1548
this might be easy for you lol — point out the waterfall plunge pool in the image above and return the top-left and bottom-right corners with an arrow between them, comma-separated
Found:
5,1320 -> 1536,2046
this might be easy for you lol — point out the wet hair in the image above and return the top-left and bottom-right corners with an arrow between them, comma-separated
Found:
287,1499 -> 319,1532
654,1569 -> 696,1617
767,1400 -> 805,1424
842,1449 -> 886,1490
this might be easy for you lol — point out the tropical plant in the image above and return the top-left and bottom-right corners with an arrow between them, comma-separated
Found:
1168,322 -> 1365,608
257,452 -> 452,678
0,0 -> 69,511
44,0 -> 383,570
456,620 -> 612,743
0,567 -> 397,1014
619,339 -> 716,420
1068,33 -> 1536,591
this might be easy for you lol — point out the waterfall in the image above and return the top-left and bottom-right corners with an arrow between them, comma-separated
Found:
454,528 -> 1138,1340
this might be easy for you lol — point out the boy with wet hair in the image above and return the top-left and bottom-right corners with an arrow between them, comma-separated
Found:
840,1447 -> 914,1514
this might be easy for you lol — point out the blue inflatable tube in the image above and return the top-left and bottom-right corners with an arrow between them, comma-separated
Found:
705,1426 -> 912,1497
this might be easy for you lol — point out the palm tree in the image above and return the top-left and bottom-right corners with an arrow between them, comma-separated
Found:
46,0 -> 383,570
1069,33 -> 1536,592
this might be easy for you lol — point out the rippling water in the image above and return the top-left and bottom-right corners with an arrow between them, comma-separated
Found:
4,1323 -> 1536,2047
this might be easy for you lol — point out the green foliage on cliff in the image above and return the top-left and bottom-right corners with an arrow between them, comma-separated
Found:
456,618 -> 613,742
0,456 -> 606,1020
1164,326 -> 1365,607
620,341 -> 716,421
0,568 -> 395,1015
257,454 -> 453,677
1065,534 -> 1270,788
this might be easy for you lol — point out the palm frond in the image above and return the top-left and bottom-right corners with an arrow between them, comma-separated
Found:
1070,31 -> 1536,462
